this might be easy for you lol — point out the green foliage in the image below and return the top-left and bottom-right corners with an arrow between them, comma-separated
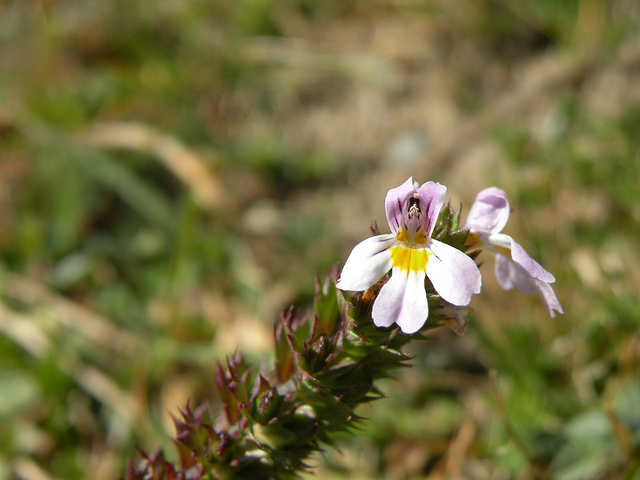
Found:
1,0 -> 640,479
125,253 -> 461,478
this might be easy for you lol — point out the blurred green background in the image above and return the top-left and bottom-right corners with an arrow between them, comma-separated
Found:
1,1 -> 639,479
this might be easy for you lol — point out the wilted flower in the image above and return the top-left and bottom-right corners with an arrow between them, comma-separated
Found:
435,303 -> 470,336
337,177 -> 481,334
464,187 -> 563,317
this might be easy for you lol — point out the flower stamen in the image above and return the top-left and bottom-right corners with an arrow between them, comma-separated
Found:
408,194 -> 420,218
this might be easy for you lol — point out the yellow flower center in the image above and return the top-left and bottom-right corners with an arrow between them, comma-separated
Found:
389,245 -> 430,274
396,230 -> 427,245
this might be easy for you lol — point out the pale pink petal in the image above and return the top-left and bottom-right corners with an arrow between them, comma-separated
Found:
384,177 -> 416,234
416,181 -> 447,236
371,268 -> 406,328
494,253 -> 535,293
426,240 -> 481,306
510,239 -> 556,283
534,279 -> 564,317
396,270 -> 430,333
484,232 -> 512,250
372,268 -> 429,333
494,254 -> 563,317
337,234 -> 395,291
487,233 -> 555,283
465,187 -> 510,234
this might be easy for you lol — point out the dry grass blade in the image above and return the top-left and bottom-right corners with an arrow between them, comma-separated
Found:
489,369 -> 550,480
0,302 -> 51,357
605,402 -> 634,460
73,365 -> 139,437
0,285 -> 140,438
240,37 -> 402,87
444,420 -> 477,476
81,122 -> 222,211
12,457 -> 60,480
3,273 -> 136,353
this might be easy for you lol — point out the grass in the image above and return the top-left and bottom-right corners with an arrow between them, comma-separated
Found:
1,0 -> 639,479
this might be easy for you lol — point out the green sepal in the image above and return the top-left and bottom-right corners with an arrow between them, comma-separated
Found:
252,387 -> 282,425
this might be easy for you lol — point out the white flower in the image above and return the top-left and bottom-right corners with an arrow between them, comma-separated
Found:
464,187 -> 563,317
337,177 -> 481,334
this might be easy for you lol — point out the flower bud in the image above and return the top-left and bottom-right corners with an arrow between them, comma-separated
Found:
213,430 -> 232,460
252,388 -> 281,425
303,334 -> 333,373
